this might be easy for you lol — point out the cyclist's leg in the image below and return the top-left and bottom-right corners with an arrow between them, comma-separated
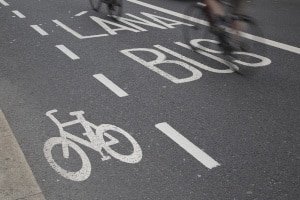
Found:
232,0 -> 247,30
204,0 -> 233,54
204,0 -> 225,18
231,0 -> 247,48
204,0 -> 226,26
232,0 -> 246,16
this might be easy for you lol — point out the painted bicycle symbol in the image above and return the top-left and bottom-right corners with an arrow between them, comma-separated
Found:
43,109 -> 142,181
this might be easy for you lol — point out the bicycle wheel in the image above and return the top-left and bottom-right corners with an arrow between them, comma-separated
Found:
182,3 -> 214,50
96,124 -> 142,164
44,137 -> 91,181
90,0 -> 102,12
107,0 -> 123,19
228,16 -> 267,65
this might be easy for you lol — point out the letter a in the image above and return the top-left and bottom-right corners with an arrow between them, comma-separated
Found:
141,12 -> 193,28
90,16 -> 140,35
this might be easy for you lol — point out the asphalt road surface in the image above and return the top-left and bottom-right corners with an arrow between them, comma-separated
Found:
0,0 -> 299,199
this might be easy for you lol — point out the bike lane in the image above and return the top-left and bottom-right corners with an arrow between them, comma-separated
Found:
0,0 -> 300,199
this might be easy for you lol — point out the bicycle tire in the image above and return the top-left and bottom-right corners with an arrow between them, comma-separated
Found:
90,0 -> 102,12
96,124 -> 142,164
229,16 -> 267,64
44,137 -> 91,181
107,0 -> 123,20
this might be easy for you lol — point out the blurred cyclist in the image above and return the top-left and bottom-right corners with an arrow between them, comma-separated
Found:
203,0 -> 247,54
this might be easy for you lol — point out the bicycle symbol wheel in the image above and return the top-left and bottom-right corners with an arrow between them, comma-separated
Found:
44,137 -> 91,181
96,124 -> 142,164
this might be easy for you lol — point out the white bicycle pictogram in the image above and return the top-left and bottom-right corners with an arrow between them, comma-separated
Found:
43,109 -> 142,181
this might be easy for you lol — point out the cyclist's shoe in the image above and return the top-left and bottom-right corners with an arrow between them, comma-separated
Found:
239,42 -> 249,52
229,64 -> 239,72
108,4 -> 115,11
220,41 -> 234,55
227,57 -> 239,72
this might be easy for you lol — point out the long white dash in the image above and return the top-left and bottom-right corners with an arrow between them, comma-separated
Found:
55,45 -> 80,60
155,122 -> 220,169
93,74 -> 128,97
30,25 -> 49,36
75,11 -> 88,17
12,10 -> 26,18
0,0 -> 9,6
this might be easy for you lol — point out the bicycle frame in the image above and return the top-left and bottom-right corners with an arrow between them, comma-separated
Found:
46,110 -> 118,159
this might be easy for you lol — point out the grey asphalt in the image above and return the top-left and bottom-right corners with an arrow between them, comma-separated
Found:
0,0 -> 299,199
0,109 -> 45,200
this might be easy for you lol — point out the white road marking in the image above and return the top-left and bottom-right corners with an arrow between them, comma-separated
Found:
75,11 -> 88,16
55,45 -> 80,60
197,2 -> 206,7
44,110 -> 142,181
30,25 -> 49,36
127,0 -> 300,55
0,0 -> 9,6
93,74 -> 129,97
12,10 -> 26,18
121,47 -> 203,83
155,122 -> 220,169
53,19 -> 109,39
153,44 -> 232,73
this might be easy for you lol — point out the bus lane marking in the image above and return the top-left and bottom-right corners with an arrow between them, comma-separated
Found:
93,74 -> 129,97
30,25 -> 49,36
127,0 -> 300,55
55,45 -> 80,60
155,122 -> 220,169
12,10 -> 26,18
53,12 -> 192,39
121,47 -> 203,83
154,44 -> 233,73
0,0 -> 9,6
53,19 -> 109,39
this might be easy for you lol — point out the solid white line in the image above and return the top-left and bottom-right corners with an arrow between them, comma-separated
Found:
75,11 -> 88,16
0,0 -> 9,6
30,25 -> 49,36
155,122 -> 220,169
127,0 -> 300,55
12,10 -> 26,18
93,74 -> 129,97
55,45 -> 80,60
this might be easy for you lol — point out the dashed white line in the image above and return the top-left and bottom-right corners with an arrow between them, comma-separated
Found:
0,0 -> 9,6
55,45 -> 80,60
30,25 -> 49,36
75,11 -> 88,16
12,10 -> 26,18
155,122 -> 220,169
93,74 -> 129,97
